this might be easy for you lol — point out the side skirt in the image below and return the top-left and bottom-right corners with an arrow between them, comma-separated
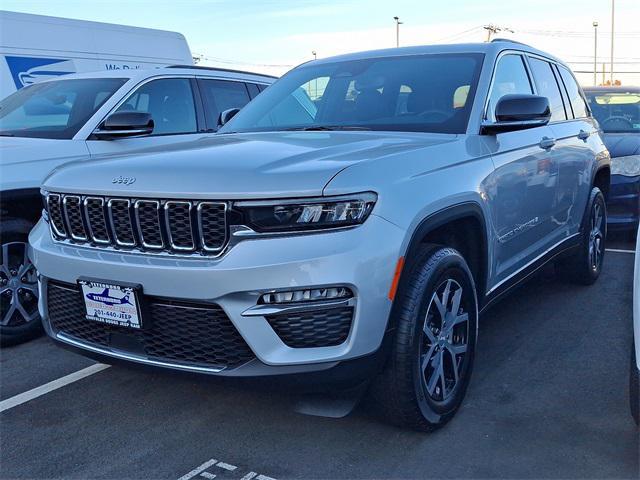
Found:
479,235 -> 581,314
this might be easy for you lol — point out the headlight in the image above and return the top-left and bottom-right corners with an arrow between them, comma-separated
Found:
611,155 -> 640,177
234,192 -> 377,232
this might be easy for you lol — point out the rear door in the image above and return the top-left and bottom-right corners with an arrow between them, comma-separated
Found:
484,53 -> 559,286
196,78 -> 252,132
545,62 -> 597,235
86,76 -> 210,156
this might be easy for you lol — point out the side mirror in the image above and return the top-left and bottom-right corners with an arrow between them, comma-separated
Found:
481,94 -> 551,134
218,108 -> 240,128
92,111 -> 154,140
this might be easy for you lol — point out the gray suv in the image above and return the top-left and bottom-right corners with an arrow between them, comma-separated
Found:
30,40 -> 610,430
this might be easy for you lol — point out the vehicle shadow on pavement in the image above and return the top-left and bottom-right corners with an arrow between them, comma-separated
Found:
1,255 -> 637,480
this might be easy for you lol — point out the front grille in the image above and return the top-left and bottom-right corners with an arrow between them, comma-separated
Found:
266,307 -> 354,348
45,193 -> 228,256
47,281 -> 255,369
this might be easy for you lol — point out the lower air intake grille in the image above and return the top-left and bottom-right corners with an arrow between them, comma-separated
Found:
46,281 -> 255,369
266,307 -> 354,348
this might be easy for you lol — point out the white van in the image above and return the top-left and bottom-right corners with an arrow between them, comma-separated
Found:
0,10 -> 193,99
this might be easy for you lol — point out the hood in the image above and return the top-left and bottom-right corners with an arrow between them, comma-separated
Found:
43,131 -> 456,199
0,136 -> 89,165
600,132 -> 640,158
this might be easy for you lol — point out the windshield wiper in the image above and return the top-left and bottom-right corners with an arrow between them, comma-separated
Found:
0,132 -> 15,137
284,125 -> 371,131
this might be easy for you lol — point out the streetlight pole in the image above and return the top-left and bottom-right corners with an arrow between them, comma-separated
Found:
593,21 -> 598,86
312,51 -> 318,98
393,16 -> 403,48
610,0 -> 615,85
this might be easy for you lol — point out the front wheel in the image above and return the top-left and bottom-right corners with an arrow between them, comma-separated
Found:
371,246 -> 478,431
0,218 -> 42,347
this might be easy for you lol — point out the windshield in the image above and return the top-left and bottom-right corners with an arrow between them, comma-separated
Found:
585,91 -> 640,133
0,78 -> 127,139
220,53 -> 484,135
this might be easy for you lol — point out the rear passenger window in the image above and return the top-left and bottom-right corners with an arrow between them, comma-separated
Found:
246,83 -> 260,98
198,79 -> 251,129
558,66 -> 588,118
528,58 -> 567,122
487,55 -> 533,121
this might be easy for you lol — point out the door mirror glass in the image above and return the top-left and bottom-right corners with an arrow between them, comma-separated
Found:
218,108 -> 241,127
93,111 -> 154,139
482,94 -> 551,134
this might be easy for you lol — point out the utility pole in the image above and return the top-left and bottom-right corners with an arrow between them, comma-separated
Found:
483,24 -> 513,42
312,51 -> 318,99
393,16 -> 403,47
610,0 -> 615,85
592,21 -> 598,86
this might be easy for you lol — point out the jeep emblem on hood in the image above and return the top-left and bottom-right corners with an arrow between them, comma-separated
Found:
112,176 -> 136,185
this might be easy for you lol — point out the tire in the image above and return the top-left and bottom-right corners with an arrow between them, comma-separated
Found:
631,343 -> 639,426
556,187 -> 606,285
0,218 -> 42,347
370,246 -> 478,431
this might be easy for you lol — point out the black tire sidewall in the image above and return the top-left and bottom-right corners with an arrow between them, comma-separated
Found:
580,188 -> 607,283
0,218 -> 42,346
408,249 -> 478,424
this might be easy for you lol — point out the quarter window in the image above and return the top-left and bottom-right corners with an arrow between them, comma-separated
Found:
487,55 -> 533,121
528,58 -> 567,122
116,78 -> 197,135
558,66 -> 588,118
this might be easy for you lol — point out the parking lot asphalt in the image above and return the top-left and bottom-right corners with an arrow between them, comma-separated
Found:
1,249 -> 638,480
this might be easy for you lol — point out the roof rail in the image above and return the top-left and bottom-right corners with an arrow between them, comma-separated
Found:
490,38 -> 532,47
165,65 -> 278,79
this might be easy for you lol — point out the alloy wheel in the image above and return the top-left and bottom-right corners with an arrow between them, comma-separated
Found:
0,242 -> 39,327
420,278 -> 469,402
589,202 -> 604,272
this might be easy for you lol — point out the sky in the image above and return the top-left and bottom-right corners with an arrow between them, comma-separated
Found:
1,0 -> 639,85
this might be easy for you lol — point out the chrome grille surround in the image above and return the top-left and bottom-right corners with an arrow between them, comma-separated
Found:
45,192 -> 229,257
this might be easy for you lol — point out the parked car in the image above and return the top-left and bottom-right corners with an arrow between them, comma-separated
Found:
632,228 -> 640,425
583,87 -> 640,233
30,40 -> 610,430
0,10 -> 194,99
0,66 -> 275,345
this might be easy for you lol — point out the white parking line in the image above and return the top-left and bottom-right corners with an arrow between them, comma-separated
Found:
178,459 -> 277,480
0,363 -> 110,413
606,248 -> 635,254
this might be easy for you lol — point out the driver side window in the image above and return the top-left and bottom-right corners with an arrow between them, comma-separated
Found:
487,55 -> 533,121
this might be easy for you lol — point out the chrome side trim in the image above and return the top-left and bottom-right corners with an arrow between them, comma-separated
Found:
164,201 -> 195,251
486,233 -> 580,295
197,201 -> 228,252
83,197 -> 110,244
56,332 -> 226,374
62,195 -> 87,241
242,297 -> 355,317
134,200 -> 164,249
107,198 -> 136,247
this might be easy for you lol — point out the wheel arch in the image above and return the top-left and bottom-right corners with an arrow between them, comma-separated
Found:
0,188 -> 43,225
396,202 -> 489,312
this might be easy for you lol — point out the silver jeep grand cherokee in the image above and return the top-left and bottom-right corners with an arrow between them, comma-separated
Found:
30,40 -> 610,430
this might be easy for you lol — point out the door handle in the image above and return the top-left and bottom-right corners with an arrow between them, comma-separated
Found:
578,130 -> 590,141
539,137 -> 556,150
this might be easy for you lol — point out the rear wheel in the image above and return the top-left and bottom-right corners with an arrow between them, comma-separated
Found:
0,219 -> 42,347
371,246 -> 477,431
556,187 -> 606,285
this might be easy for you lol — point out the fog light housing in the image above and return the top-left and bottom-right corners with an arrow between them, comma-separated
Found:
260,287 -> 353,304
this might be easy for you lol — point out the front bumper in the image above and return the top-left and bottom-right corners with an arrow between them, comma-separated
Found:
29,214 -> 404,376
607,174 -> 640,231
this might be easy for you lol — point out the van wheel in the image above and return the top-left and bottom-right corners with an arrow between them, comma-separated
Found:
370,246 -> 478,431
0,218 -> 42,347
556,187 -> 606,285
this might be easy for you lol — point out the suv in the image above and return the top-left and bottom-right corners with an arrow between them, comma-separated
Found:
30,41 -> 610,430
0,66 -> 274,344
